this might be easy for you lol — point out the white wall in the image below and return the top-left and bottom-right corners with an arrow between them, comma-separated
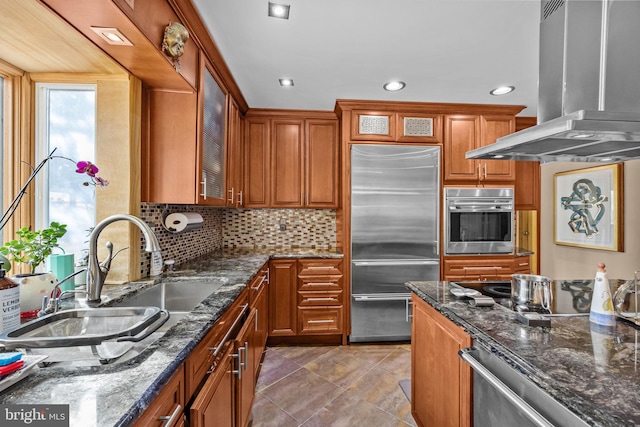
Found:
540,160 -> 640,281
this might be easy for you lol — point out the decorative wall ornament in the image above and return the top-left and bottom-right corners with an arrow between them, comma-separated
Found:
162,22 -> 189,72
554,163 -> 624,252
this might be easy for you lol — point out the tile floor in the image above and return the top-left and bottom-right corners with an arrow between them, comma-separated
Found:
249,343 -> 417,427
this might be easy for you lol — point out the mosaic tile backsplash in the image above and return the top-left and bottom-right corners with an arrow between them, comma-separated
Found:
223,209 -> 337,250
139,204 -> 337,276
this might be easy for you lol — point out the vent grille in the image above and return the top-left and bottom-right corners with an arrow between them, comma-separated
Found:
542,0 -> 564,21
359,115 -> 389,135
404,117 -> 433,137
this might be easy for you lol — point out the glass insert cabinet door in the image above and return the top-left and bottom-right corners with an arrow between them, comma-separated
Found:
199,63 -> 227,203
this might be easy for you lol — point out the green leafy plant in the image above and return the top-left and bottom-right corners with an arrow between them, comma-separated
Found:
0,222 -> 68,274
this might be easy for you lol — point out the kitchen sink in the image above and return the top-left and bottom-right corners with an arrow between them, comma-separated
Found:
1,281 -> 225,367
112,280 -> 226,331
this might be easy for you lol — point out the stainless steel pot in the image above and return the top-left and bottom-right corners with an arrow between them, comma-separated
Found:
511,274 -> 552,313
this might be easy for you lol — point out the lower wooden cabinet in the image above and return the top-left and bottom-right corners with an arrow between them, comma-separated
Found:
189,345 -> 235,427
411,294 -> 472,427
133,365 -> 185,427
443,255 -> 530,281
268,258 -> 345,342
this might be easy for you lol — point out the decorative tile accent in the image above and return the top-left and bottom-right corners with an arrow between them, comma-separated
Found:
138,205 -> 337,277
139,203 -> 224,276
222,209 -> 337,251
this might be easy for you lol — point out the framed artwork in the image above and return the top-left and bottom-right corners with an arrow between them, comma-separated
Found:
554,163 -> 624,251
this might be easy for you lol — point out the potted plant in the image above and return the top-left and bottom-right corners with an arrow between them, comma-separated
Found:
0,222 -> 67,317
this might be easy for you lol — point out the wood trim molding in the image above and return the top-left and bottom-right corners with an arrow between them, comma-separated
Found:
335,99 -> 526,117
169,0 -> 249,114
245,108 -> 338,120
515,116 -> 537,131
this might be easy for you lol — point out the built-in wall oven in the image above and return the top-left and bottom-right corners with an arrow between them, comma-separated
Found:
444,187 -> 514,255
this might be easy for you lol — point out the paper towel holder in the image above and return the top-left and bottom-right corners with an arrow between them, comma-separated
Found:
161,210 -> 204,234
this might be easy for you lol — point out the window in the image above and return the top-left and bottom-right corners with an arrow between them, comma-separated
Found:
35,83 -> 97,260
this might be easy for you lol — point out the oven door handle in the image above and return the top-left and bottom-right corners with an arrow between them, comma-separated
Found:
459,347 -> 555,427
352,260 -> 439,267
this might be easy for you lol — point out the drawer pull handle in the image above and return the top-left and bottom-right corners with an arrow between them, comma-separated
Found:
159,404 -> 182,427
305,282 -> 337,287
307,297 -> 335,301
519,263 -> 528,266
210,304 -> 249,357
307,266 -> 334,270
308,319 -> 334,324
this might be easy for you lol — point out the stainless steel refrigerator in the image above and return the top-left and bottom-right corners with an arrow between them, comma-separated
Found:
350,144 -> 440,342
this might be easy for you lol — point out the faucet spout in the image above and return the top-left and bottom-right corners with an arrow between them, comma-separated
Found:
86,214 -> 161,304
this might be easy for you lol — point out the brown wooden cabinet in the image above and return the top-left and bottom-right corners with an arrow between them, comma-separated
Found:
297,259 -> 344,335
349,110 -> 443,143
443,255 -> 517,281
268,259 -> 298,336
133,365 -> 185,427
513,255 -> 532,275
243,115 -> 339,208
271,119 -> 304,207
249,264 -> 269,373
243,118 -> 271,207
443,114 -> 516,183
411,294 -> 472,427
515,161 -> 540,210
189,345 -> 235,427
142,56 -> 231,205
226,97 -> 244,207
268,258 -> 345,342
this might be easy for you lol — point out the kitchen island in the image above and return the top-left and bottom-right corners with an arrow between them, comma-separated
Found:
0,249 -> 342,427
407,280 -> 640,426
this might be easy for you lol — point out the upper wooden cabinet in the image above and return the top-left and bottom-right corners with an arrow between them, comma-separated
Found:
443,114 -> 516,183
243,114 -> 339,208
226,97 -> 244,207
350,110 -> 443,143
142,57 -> 233,205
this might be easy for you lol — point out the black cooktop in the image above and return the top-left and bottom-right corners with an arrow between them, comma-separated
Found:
451,279 -> 627,315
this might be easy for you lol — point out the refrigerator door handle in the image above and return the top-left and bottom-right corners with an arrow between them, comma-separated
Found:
353,293 -> 412,302
352,260 -> 439,267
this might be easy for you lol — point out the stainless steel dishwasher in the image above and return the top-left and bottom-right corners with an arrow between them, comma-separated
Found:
459,347 -> 590,427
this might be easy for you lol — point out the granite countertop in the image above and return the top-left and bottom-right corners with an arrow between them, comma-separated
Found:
0,249 -> 342,427
406,280 -> 640,427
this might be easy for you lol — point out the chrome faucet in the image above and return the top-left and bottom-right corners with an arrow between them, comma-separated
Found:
86,214 -> 162,303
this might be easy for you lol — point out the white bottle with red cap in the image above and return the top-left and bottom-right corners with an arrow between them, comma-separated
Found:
589,263 -> 616,327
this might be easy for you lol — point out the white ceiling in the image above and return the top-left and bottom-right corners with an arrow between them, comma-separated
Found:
192,0 -> 541,116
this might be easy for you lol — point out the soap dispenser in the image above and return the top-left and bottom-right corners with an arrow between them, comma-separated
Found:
0,262 -> 20,333
589,263 -> 616,327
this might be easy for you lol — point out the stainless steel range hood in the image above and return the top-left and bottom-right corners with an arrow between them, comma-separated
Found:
467,0 -> 640,163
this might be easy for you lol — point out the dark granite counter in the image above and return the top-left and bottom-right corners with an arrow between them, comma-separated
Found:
0,249 -> 342,427
406,280 -> 640,427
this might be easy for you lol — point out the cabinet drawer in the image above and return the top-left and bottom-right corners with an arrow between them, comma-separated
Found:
298,259 -> 343,276
298,290 -> 343,306
298,307 -> 343,334
298,275 -> 342,291
443,258 -> 513,278
513,257 -> 531,274
134,365 -> 185,427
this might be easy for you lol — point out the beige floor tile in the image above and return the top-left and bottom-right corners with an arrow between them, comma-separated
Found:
377,348 -> 412,379
256,350 -> 302,392
300,390 -> 411,427
347,365 -> 413,420
260,367 -> 344,423
250,392 -> 299,427
304,347 -> 376,388
270,344 -> 339,365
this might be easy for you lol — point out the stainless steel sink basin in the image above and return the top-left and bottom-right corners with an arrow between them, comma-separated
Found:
0,307 -> 169,350
113,280 -> 225,331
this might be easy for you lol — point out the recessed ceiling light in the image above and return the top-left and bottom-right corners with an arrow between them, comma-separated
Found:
383,81 -> 406,91
268,2 -> 290,19
89,27 -> 133,46
490,86 -> 515,96
279,78 -> 294,87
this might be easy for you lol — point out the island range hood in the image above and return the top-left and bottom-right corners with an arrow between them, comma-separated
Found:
467,0 -> 640,163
